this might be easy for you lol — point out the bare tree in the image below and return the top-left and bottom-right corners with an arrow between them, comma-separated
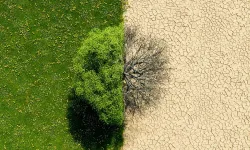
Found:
123,26 -> 169,113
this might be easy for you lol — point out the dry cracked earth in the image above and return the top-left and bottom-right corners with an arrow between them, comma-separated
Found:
123,0 -> 250,149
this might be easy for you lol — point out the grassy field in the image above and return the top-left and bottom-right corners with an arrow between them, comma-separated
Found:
0,0 -> 123,149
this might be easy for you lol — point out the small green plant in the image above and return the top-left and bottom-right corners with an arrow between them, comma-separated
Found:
73,24 -> 124,126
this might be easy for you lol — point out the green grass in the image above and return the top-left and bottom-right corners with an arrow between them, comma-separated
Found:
0,0 -> 123,149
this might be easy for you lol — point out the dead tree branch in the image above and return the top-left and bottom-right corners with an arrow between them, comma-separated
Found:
123,26 -> 169,113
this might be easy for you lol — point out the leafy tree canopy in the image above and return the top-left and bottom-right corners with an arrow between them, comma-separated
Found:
73,24 -> 124,126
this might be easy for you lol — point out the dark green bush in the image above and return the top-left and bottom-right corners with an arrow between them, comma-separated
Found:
73,24 -> 124,126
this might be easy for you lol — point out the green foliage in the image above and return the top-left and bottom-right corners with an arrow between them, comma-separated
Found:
73,24 -> 124,126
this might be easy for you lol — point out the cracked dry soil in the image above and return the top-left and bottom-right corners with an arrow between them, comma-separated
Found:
123,0 -> 250,149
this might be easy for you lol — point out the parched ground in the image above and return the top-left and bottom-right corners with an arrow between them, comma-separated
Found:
123,0 -> 250,149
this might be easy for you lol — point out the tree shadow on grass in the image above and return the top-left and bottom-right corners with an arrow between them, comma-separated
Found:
67,89 -> 124,150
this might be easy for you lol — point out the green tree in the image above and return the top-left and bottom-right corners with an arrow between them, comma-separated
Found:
73,24 -> 124,126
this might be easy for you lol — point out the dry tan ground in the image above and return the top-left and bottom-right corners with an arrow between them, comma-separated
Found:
123,0 -> 250,149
